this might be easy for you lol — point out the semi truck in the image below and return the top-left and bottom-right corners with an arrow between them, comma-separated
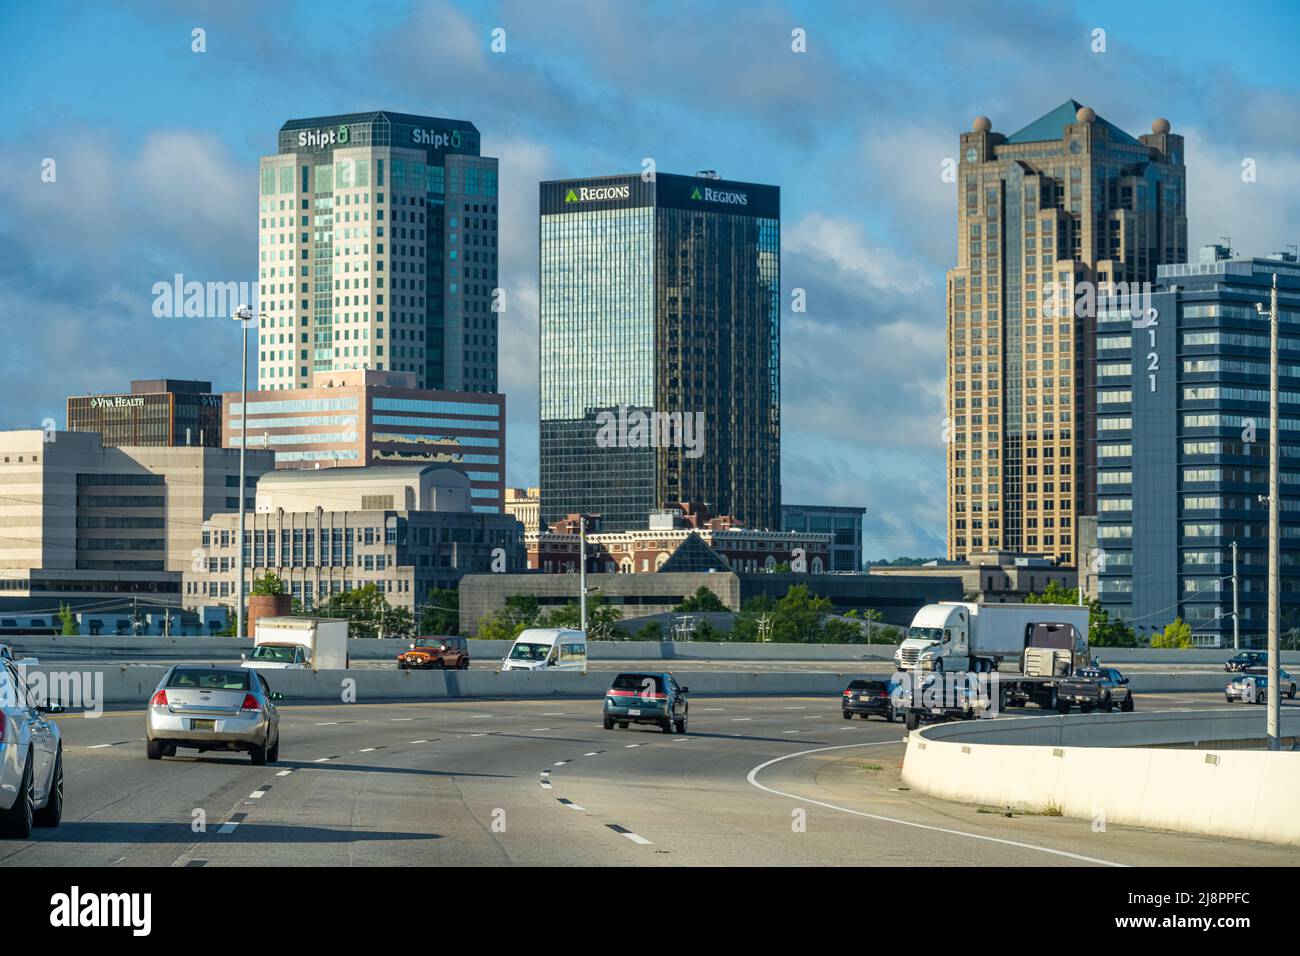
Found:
242,617 -> 349,670
895,602 -> 1092,729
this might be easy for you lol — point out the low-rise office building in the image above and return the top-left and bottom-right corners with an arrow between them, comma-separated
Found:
528,504 -> 832,574
68,379 -> 223,448
224,369 -> 505,511
458,569 -> 963,635
781,504 -> 866,572
182,464 -> 525,614
869,551 -> 1077,602
0,429 -> 272,632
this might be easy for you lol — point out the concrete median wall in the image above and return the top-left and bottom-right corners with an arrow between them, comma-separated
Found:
24,663 -> 855,706
902,709 -> 1300,846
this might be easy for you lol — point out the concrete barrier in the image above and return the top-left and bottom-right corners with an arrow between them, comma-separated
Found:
902,709 -> 1300,846
24,663 -> 857,706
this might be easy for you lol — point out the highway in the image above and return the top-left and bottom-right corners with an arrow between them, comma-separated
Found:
5,689 -> 1298,867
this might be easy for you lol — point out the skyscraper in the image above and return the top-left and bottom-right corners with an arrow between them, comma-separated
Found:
258,111 -> 499,394
539,172 -> 781,532
946,101 -> 1187,562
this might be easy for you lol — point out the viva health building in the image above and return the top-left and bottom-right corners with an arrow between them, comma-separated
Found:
258,111 -> 499,394
539,173 -> 781,533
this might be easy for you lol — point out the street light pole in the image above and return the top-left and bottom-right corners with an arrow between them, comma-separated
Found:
1266,275 -> 1281,749
1231,540 -> 1240,652
233,306 -> 254,642
579,515 -> 587,635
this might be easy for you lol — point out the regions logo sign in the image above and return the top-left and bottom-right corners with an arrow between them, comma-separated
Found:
690,185 -> 748,206
298,125 -> 349,149
565,184 -> 631,203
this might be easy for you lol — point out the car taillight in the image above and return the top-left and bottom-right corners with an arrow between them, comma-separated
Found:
150,690 -> 168,707
241,694 -> 261,712
843,690 -> 852,696
879,691 -> 889,698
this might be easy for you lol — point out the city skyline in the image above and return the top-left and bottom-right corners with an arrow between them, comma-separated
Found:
3,0 -> 1299,558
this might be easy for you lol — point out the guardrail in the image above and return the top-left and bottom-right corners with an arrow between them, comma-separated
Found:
901,709 -> 1300,846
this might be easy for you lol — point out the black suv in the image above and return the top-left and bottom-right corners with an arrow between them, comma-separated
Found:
842,678 -> 899,721
1225,651 -> 1267,673
603,672 -> 688,734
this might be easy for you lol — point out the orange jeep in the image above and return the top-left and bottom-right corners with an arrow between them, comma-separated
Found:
398,636 -> 470,670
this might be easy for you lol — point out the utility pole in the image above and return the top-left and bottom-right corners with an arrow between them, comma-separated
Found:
1265,275 -> 1282,749
578,515 -> 587,635
1231,540 -> 1240,651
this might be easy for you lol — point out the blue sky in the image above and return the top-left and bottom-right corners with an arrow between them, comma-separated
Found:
2,0 -> 1298,559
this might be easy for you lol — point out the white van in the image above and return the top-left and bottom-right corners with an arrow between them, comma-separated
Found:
501,628 -> 587,672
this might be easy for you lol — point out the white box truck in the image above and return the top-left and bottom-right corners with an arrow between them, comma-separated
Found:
895,601 -> 1089,674
242,617 -> 350,670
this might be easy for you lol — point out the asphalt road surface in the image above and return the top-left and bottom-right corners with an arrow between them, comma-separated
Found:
4,689 -> 1298,867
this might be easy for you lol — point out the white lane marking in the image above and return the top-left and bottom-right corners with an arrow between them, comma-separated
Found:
276,770 -> 292,777
316,721 -> 337,726
558,799 -> 585,811
391,718 -> 413,721
802,715 -> 822,719
529,728 -> 553,732
249,790 -> 267,799
313,757 -> 332,763
731,718 -> 752,722
673,737 -> 691,742
784,706 -> 808,710
625,743 -> 640,748
783,730 -> 800,734
410,739 -> 428,744
217,821 -> 240,834
359,747 -> 377,753
540,780 -> 553,789
554,760 -> 570,766
700,707 -> 726,711
622,831 -> 652,845
88,743 -> 114,749
543,712 -> 568,716
470,733 -> 490,737
584,752 -> 601,756
746,742 -> 1125,868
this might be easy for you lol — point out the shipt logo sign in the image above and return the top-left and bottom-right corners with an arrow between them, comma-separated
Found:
565,184 -> 631,203
298,125 -> 349,149
691,185 -> 748,206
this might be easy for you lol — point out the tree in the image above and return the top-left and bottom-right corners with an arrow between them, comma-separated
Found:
673,586 -> 727,612
770,584 -> 832,643
1152,617 -> 1193,649
820,616 -> 864,644
420,588 -> 459,635
57,603 -> 78,636
693,619 -> 722,642
539,593 -> 623,639
475,594 -> 543,641
632,620 -> 663,641
316,583 -> 413,639
1022,580 -> 1079,606
250,572 -> 286,596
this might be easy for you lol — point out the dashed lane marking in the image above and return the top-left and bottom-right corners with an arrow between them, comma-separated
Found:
557,798 -> 585,811
606,824 -> 652,846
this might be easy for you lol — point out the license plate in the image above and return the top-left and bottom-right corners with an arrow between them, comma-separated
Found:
191,719 -> 216,731
627,708 -> 641,716
860,695 -> 873,701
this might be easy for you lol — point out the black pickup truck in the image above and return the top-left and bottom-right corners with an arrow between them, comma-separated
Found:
1056,667 -> 1134,714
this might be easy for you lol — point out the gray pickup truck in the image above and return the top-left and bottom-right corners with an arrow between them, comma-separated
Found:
1056,666 -> 1134,714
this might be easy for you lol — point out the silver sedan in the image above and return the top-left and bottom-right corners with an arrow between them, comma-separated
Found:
0,657 -> 64,839
147,665 -> 282,765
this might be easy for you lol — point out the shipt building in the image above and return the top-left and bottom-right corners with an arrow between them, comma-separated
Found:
1093,246 -> 1300,647
258,111 -> 499,394
538,172 -> 781,533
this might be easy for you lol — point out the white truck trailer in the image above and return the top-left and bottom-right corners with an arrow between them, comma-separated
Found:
894,601 -> 1092,729
895,601 -> 1089,673
242,617 -> 350,670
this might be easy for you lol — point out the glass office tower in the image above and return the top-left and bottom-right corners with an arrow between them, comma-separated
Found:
539,173 -> 780,532
259,111 -> 499,394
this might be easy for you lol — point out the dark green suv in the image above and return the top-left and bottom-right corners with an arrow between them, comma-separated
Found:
603,672 -> 689,734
